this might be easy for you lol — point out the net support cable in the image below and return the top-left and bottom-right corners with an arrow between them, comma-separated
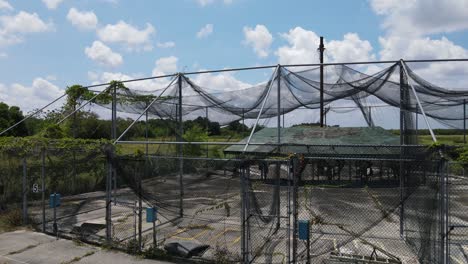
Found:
113,75 -> 179,144
0,93 -> 67,136
401,60 -> 437,142
243,65 -> 279,152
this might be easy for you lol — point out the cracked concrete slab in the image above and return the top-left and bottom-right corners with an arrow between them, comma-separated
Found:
0,230 -> 172,264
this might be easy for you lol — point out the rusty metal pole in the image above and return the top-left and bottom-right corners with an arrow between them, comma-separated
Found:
319,36 -> 325,127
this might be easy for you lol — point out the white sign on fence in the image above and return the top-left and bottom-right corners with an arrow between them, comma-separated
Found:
32,183 -> 39,193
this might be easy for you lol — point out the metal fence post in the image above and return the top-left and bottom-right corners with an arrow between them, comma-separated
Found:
439,159 -> 448,264
22,157 -> 28,225
105,147 -> 113,244
138,159 -> 143,251
292,157 -> 298,263
41,149 -> 46,232
287,158 -> 292,264
178,74 -> 184,217
240,164 -> 247,264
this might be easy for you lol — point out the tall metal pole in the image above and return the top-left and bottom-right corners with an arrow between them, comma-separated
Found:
277,65 -> 281,147
111,83 -> 117,206
206,106 -> 209,158
240,166 -> 247,263
276,65 -> 281,229
399,62 -> 405,239
138,163 -> 142,251
111,83 -> 117,140
105,148 -> 112,244
178,74 -> 184,217
22,157 -> 28,225
72,101 -> 77,193
145,101 -> 149,156
319,36 -> 325,127
41,150 -> 46,232
464,99 -> 466,144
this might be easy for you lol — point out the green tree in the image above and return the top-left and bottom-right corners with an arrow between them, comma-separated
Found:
0,102 -> 28,136
183,124 -> 208,156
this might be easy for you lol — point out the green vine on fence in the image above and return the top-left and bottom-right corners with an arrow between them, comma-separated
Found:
0,136 -> 111,157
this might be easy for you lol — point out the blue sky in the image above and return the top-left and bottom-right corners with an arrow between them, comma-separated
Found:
1,0 -> 468,119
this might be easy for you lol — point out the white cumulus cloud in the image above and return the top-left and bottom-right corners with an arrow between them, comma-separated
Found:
97,20 -> 155,51
370,0 -> 468,36
196,24 -> 213,38
67,8 -> 98,30
42,0 -> 64,10
0,78 -> 63,112
152,56 -> 178,76
0,11 -> 53,47
0,0 -> 13,11
85,40 -> 123,67
276,27 -> 375,65
243,24 -> 273,58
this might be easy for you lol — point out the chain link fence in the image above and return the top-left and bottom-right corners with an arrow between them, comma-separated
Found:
0,145 -> 462,263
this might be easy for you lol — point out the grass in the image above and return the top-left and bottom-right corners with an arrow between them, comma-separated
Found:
0,208 -> 25,233
419,135 -> 466,145
118,136 -> 243,156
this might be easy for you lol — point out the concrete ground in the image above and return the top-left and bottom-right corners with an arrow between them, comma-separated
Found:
0,230 -> 172,264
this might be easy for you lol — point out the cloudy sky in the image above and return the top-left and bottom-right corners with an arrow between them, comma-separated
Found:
1,0 -> 468,118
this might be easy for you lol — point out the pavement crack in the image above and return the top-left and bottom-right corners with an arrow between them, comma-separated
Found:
60,250 -> 96,264
6,244 -> 40,255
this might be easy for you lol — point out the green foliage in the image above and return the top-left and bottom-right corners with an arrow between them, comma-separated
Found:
183,124 -> 208,156
0,102 -> 28,136
65,85 -> 95,110
42,124 -> 65,139
0,136 -> 109,157
457,145 -> 468,166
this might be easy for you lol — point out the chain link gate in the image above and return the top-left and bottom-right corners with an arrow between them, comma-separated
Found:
241,159 -> 291,263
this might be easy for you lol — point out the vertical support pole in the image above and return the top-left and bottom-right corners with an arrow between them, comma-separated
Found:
72,102 -> 77,193
138,163 -> 142,251
134,200 -> 137,240
22,157 -> 28,225
276,65 -> 281,229
464,99 -> 466,144
53,193 -> 57,238
206,106 -> 209,158
41,149 -> 46,233
178,74 -> 184,217
111,83 -> 117,140
415,106 -> 418,139
105,148 -> 112,244
399,62 -> 405,239
306,233 -> 311,264
240,165 -> 247,264
319,36 -> 325,127
146,101 -> 149,156
369,106 -> 372,127
291,157 -> 299,263
111,83 -> 117,205
287,159 -> 292,264
439,159 -> 448,264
